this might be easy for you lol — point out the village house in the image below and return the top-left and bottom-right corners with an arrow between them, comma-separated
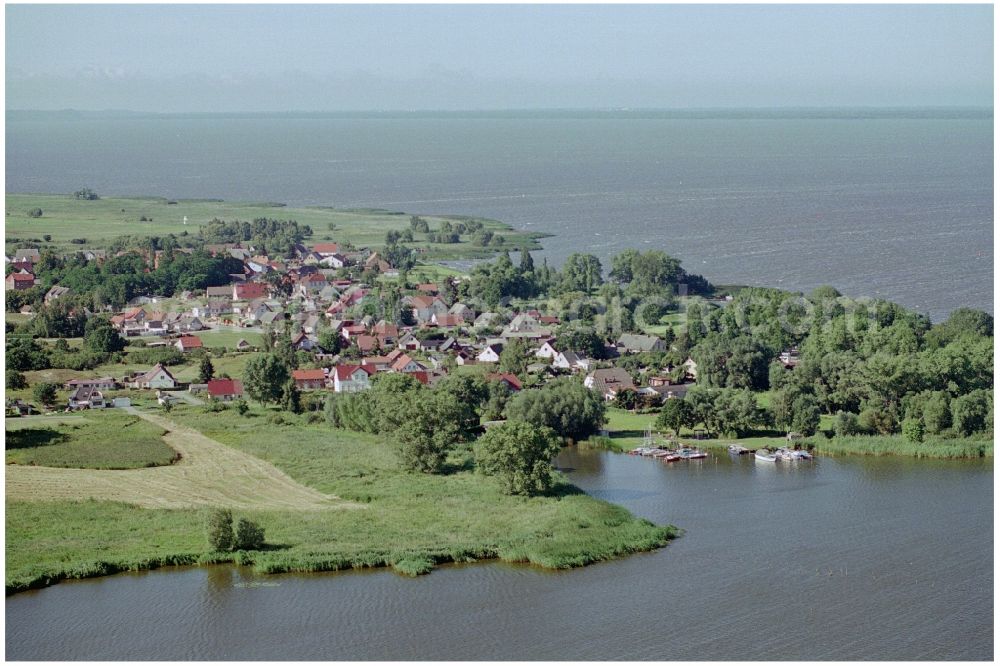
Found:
68,386 -> 106,410
233,281 -> 270,301
5,272 -> 37,290
616,333 -> 666,354
333,364 -> 374,392
236,338 -> 253,352
175,336 -> 204,353
487,373 -> 523,392
44,285 -> 71,304
292,368 -> 327,390
130,363 -> 177,389
406,294 -> 449,324
390,353 -> 425,374
207,378 -> 244,402
477,343 -> 503,363
65,377 -> 118,390
449,302 -> 475,322
430,313 -> 465,329
553,351 -> 591,372
584,368 -> 636,401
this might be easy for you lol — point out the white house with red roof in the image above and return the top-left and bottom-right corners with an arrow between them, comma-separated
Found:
207,378 -> 244,401
333,364 -> 374,392
175,336 -> 204,352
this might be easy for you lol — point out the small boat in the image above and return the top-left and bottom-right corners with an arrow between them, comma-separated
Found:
727,445 -> 749,455
789,449 -> 813,460
754,449 -> 777,462
651,449 -> 671,459
662,453 -> 681,462
686,450 -> 708,459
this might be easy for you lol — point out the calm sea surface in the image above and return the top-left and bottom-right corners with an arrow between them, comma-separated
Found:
6,449 -> 993,660
5,114 -> 993,319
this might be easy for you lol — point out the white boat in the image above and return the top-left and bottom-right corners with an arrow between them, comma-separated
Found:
728,445 -> 749,455
754,449 -> 777,462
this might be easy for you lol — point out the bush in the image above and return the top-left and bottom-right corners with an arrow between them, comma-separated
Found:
26,208 -> 43,218
234,518 -> 265,550
206,509 -> 234,551
6,370 -> 27,390
235,399 -> 250,416
32,382 -> 58,408
902,417 -> 925,443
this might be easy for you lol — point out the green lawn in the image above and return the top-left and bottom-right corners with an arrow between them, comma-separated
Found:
5,194 -> 544,261
6,411 -> 177,469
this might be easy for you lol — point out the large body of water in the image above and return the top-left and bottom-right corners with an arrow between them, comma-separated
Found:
7,448 -> 992,660
5,111 -> 993,319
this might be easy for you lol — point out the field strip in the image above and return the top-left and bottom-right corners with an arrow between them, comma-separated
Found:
6,409 -> 362,511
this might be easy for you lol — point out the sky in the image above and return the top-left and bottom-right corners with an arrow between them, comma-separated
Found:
5,4 -> 994,112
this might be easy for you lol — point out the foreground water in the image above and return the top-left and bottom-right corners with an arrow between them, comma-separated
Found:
6,448 -> 992,660
6,113 -> 993,319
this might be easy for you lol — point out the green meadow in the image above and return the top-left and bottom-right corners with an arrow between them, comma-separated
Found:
5,193 -> 546,260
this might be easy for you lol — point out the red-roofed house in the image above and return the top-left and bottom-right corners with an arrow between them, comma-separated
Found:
207,378 -> 244,401
5,272 -> 37,290
415,283 -> 439,295
391,353 -> 425,374
431,313 -> 465,329
355,334 -> 379,354
234,282 -> 269,301
313,243 -> 341,256
292,368 -> 327,390
487,373 -> 523,392
333,364 -> 374,392
176,336 -> 204,352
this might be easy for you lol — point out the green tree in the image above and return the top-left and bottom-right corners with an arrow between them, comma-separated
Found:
32,382 -> 57,409
198,355 -> 215,384
560,253 -> 603,293
474,421 -> 562,495
234,518 -> 266,550
206,509 -> 234,551
790,393 -> 821,436
499,337 -> 531,378
243,354 -> 291,405
83,318 -> 126,354
951,390 -> 992,437
394,391 -> 466,473
656,398 -> 693,437
833,410 -> 863,437
504,377 -> 606,442
281,379 -> 302,414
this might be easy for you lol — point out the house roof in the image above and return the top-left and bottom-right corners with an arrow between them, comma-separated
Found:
616,333 -> 663,352
355,335 -> 378,353
207,378 -> 243,396
292,369 -> 326,381
139,363 -> 175,383
334,364 -> 375,380
313,243 -> 341,254
487,373 -> 523,391
206,285 -> 232,298
177,336 -> 204,349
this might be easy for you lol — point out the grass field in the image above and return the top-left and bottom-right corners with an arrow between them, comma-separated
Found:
6,411 -> 177,469
5,194 -> 546,260
6,403 -> 675,592
811,434 -> 993,459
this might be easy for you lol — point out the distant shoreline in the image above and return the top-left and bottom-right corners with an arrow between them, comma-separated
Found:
6,106 -> 993,122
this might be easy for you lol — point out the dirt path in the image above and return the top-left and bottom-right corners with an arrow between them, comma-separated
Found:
6,408 -> 359,511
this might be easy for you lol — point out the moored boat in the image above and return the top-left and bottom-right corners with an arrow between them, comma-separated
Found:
754,449 -> 777,462
727,445 -> 749,455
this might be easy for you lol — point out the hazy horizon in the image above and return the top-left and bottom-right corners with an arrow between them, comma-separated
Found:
6,4 -> 993,112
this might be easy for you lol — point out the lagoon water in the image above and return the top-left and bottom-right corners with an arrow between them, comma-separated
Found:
6,448 -> 993,660
5,111 -> 993,319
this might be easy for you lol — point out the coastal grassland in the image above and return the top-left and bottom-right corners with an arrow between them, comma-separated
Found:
6,500 -> 208,593
4,405 -> 674,592
6,411 -> 177,469
4,194 -> 545,260
811,434 -> 993,459
4,403 -> 673,593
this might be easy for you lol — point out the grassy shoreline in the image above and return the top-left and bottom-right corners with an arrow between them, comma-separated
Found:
598,407 -> 992,460
4,193 -> 546,260
6,405 -> 677,595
